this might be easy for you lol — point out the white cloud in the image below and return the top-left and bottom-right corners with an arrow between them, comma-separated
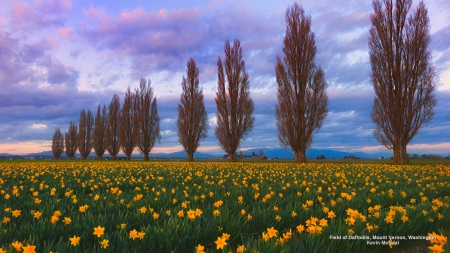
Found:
29,123 -> 47,129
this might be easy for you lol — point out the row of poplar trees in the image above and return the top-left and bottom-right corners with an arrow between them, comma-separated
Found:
52,0 -> 437,164
52,79 -> 161,161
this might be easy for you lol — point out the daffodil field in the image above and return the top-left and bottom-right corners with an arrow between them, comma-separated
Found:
0,161 -> 449,253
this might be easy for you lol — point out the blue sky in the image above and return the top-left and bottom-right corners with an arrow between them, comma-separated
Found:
0,0 -> 449,156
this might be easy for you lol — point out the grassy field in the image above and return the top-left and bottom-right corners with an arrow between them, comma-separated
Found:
0,161 -> 449,253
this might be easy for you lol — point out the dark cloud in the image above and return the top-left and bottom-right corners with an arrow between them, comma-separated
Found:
46,57 -> 79,86
20,38 -> 57,62
0,31 -> 35,86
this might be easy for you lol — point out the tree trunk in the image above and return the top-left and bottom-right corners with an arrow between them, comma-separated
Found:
295,150 -> 307,163
97,155 -> 103,160
228,152 -> 236,162
187,152 -> 194,162
126,154 -> 131,160
393,144 -> 408,164
112,154 -> 117,160
144,153 -> 149,161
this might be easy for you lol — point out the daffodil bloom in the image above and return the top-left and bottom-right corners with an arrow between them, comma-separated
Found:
221,233 -> 230,241
12,209 -> 21,217
64,217 -> 72,225
129,229 -> 138,240
12,241 -> 23,252
384,216 -> 393,224
70,236 -> 80,246
79,205 -> 89,212
215,237 -> 227,250
319,218 -> 328,227
196,244 -> 205,253
428,244 -> 444,253
262,232 -> 270,241
214,200 -> 223,208
267,227 -> 278,238
187,210 -> 196,220
33,211 -> 42,219
93,226 -> 105,238
237,245 -> 245,253
22,245 -> 36,253
100,239 -> 108,249
50,215 -> 59,223
2,217 -> 10,223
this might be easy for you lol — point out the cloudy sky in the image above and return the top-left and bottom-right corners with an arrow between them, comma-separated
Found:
0,0 -> 449,156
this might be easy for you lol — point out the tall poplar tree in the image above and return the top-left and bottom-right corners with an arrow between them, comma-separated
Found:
275,3 -> 328,163
135,79 -> 161,161
51,128 -> 64,159
78,109 -> 94,159
177,59 -> 208,162
369,0 -> 437,164
93,104 -> 107,159
215,40 -> 254,162
120,87 -> 137,160
65,121 -> 77,159
106,94 -> 121,160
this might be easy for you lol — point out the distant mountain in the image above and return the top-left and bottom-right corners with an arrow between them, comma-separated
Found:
25,151 -> 62,157
23,150 -> 216,159
148,150 -> 215,159
0,153 -> 15,156
13,148 -> 445,160
240,148 -> 390,159
21,148 -> 393,159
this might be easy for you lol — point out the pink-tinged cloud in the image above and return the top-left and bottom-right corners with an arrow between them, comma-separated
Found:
0,141 -> 52,155
57,27 -> 72,38
10,0 -> 72,30
12,2 -> 27,19
358,142 -> 450,154
79,4 -> 283,79
408,142 -> 450,150
0,17 -> 7,27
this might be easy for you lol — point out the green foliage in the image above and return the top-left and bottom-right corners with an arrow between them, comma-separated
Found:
0,162 -> 449,252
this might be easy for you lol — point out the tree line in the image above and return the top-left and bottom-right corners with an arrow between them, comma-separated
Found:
52,0 -> 437,164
